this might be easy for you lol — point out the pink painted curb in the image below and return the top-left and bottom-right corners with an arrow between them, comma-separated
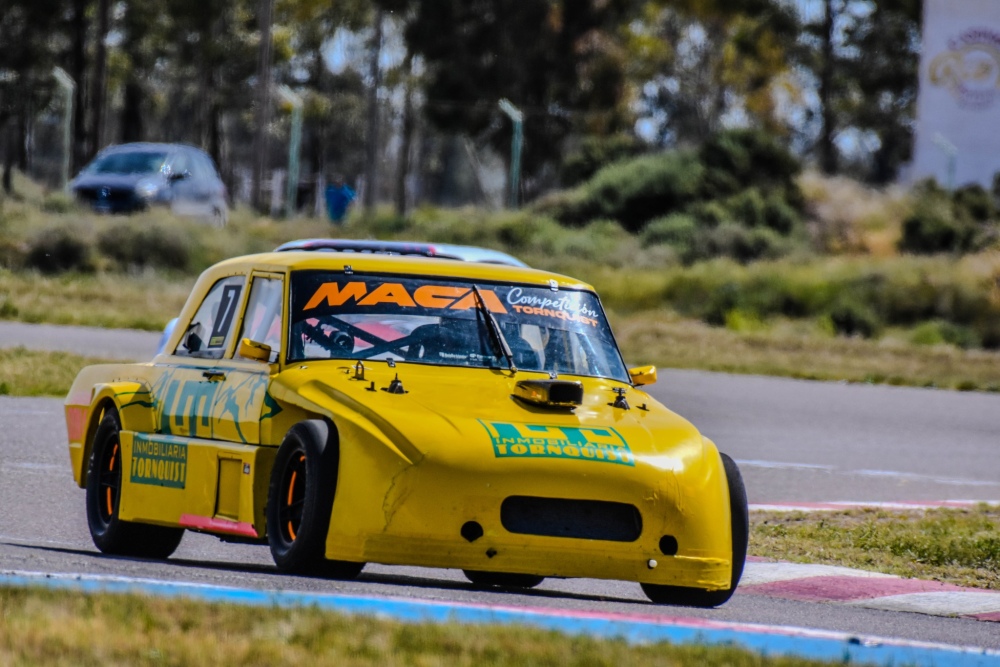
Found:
740,561 -> 1000,623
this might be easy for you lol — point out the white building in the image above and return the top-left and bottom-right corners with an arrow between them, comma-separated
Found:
911,0 -> 1000,188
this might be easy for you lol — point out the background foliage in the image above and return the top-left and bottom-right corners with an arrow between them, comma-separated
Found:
1,0 -> 925,207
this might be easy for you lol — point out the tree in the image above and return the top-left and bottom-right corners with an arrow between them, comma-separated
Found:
841,0 -> 921,183
632,0 -> 798,146
798,0 -> 921,182
405,0 -> 635,193
0,0 -> 64,191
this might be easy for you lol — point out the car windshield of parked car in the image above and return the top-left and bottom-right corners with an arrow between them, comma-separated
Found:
86,151 -> 167,175
289,271 -> 630,382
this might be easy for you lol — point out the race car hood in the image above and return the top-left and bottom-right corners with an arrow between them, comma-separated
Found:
269,361 -> 707,475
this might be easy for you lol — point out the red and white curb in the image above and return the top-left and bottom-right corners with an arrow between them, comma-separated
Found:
746,502 -> 1000,622
741,560 -> 1000,622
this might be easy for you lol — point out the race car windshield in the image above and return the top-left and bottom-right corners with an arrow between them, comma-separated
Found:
288,271 -> 630,383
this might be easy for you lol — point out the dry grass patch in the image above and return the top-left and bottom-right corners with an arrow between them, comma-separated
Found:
0,348 -> 112,396
751,506 -> 1000,589
0,271 -> 192,331
613,312 -> 1000,391
0,587 -> 843,667
799,171 -> 911,256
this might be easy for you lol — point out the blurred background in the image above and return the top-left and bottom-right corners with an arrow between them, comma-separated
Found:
2,0 -> 1000,391
0,0 -> 958,210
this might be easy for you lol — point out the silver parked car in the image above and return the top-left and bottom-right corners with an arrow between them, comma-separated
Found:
70,142 -> 229,226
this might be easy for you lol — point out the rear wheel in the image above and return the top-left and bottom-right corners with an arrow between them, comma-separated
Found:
267,420 -> 364,578
463,570 -> 545,589
641,453 -> 748,607
85,408 -> 184,558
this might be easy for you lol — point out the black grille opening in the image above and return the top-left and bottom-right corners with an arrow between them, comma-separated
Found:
548,382 -> 584,404
500,496 -> 642,542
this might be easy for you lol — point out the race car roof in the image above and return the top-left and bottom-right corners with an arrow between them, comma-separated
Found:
207,251 -> 593,292
273,238 -> 529,268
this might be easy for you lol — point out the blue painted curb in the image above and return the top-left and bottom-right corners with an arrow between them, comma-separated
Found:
1,571 -> 998,667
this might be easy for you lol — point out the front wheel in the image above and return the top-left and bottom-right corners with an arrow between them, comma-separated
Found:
266,420 -> 363,578
85,408 -> 184,558
642,453 -> 748,607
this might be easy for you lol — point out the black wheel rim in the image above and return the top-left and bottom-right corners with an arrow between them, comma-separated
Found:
278,451 -> 306,544
97,437 -> 121,526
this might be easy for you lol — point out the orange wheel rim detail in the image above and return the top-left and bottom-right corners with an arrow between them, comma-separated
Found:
106,488 -> 113,516
287,521 -> 296,541
287,471 -> 297,506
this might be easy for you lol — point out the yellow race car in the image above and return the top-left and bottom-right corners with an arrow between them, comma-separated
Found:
65,251 -> 747,606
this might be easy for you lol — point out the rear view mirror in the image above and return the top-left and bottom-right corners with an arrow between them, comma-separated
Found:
239,338 -> 272,363
628,365 -> 657,386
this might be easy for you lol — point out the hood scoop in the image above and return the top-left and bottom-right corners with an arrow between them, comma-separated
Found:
512,379 -> 583,410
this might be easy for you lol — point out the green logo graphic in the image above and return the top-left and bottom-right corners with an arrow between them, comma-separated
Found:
480,421 -> 634,466
130,435 -> 187,488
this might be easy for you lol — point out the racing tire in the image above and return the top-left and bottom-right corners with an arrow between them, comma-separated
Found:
267,420 -> 364,579
463,570 -> 545,589
641,453 -> 748,607
85,409 -> 185,559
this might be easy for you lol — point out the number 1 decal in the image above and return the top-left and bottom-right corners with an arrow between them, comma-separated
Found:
209,284 -> 242,348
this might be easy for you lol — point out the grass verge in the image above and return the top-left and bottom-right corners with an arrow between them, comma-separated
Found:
614,313 -> 1000,392
0,348 -> 115,397
0,587 -> 839,667
750,506 -> 1000,590
0,270 -> 192,331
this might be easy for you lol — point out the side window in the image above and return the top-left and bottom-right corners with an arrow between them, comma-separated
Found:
238,277 -> 284,361
175,276 -> 245,359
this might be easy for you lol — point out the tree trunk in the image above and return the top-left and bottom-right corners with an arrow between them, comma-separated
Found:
121,79 -> 144,142
1,122 -> 13,194
818,0 -> 838,175
89,0 -> 110,158
394,52 -> 414,217
252,0 -> 274,212
70,0 -> 88,172
363,10 -> 384,214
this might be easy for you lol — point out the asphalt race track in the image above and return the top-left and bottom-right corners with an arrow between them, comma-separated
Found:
1,323 -> 999,652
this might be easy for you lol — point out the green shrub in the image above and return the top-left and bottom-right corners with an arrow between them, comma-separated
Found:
583,151 -> 704,233
560,134 -> 644,187
953,184 -> 995,222
41,193 -> 75,214
25,226 -> 94,273
495,215 -> 538,250
829,297 -> 882,338
0,238 -> 26,270
97,222 -> 192,271
537,127 -> 804,249
531,188 -> 600,228
687,201 -> 729,227
685,224 -> 792,264
641,214 -> 698,247
763,194 -> 800,234
726,189 -> 767,228
698,128 -> 801,198
899,195 -> 978,254
910,320 -> 981,349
